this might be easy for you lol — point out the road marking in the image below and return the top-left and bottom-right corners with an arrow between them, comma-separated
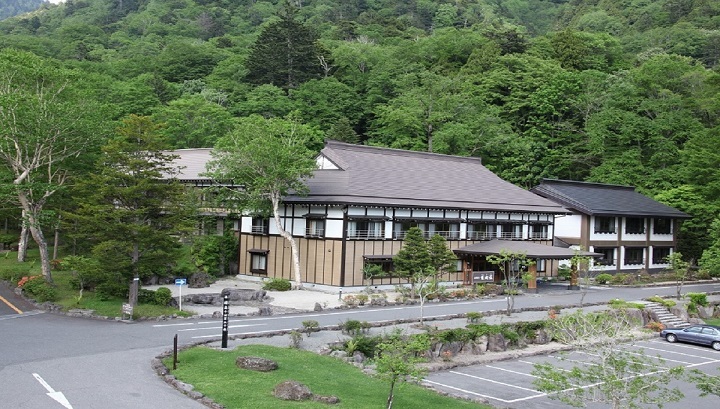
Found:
0,310 -> 43,321
448,370 -> 541,393
424,379 -> 546,403
0,294 -> 23,314
32,373 -> 74,409
191,327 -> 296,339
486,365 -> 538,378
177,324 -> 266,332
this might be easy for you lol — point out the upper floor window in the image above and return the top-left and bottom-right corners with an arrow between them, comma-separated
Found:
625,217 -> 645,234
624,247 -> 645,265
595,247 -> 616,266
653,218 -> 671,235
305,218 -> 325,238
251,217 -> 269,234
500,223 -> 522,240
430,222 -> 460,240
652,247 -> 672,264
467,222 -> 497,240
594,216 -> 616,234
393,221 -> 425,240
530,224 -> 549,240
348,219 -> 385,239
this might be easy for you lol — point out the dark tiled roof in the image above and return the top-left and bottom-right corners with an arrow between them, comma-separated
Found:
454,239 -> 601,259
531,179 -> 689,218
288,141 -> 567,213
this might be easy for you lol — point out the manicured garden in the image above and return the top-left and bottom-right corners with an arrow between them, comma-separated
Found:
166,344 -> 489,409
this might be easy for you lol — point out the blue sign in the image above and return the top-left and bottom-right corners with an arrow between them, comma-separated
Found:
175,278 -> 187,286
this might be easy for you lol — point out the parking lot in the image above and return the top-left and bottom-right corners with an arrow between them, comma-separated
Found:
424,338 -> 720,408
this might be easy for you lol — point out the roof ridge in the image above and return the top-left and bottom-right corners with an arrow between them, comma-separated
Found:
324,140 -> 483,164
540,178 -> 635,191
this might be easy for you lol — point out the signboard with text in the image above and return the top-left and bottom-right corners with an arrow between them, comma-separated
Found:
472,271 -> 495,284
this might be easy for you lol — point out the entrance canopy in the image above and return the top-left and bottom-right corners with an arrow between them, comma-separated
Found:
454,239 -> 601,259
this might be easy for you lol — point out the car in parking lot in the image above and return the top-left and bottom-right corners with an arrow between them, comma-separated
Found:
660,324 -> 720,350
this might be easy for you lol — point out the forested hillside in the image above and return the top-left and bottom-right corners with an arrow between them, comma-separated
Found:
1,0 -> 719,266
0,0 -> 47,20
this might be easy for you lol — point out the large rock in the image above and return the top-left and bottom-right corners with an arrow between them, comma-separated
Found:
236,356 -> 278,372
273,380 -> 313,401
220,288 -> 267,302
487,333 -> 507,352
534,329 -> 550,345
188,272 -> 212,288
186,294 -> 217,304
670,305 -> 691,322
698,306 -> 715,320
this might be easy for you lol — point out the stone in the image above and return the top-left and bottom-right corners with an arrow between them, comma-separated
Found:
220,288 -> 267,302
534,329 -> 550,345
352,351 -> 366,364
698,306 -> 715,319
258,306 -> 272,316
670,305 -> 691,322
314,302 -> 323,311
273,380 -> 313,401
487,333 -> 507,352
468,340 -> 486,355
313,395 -> 340,404
236,356 -> 278,372
186,294 -> 217,304
624,308 -> 645,326
188,272 -> 212,288
330,350 -> 348,359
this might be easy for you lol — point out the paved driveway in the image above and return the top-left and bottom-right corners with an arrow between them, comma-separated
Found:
425,338 -> 720,408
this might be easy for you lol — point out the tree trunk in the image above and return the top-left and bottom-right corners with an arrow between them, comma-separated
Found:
28,219 -> 53,284
129,241 -> 140,306
386,379 -> 396,409
53,215 -> 61,260
271,193 -> 303,288
17,215 -> 28,262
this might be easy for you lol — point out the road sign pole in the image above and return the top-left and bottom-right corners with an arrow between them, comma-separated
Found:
221,294 -> 229,349
179,284 -> 182,311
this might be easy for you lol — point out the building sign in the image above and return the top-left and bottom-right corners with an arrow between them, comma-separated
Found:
122,303 -> 133,316
472,271 -> 495,283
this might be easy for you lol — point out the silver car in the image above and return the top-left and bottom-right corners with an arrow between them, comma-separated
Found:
660,325 -> 720,351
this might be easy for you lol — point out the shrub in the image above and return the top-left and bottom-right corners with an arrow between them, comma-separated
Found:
262,278 -> 292,291
645,321 -> 665,332
595,273 -> 613,284
557,264 -> 572,280
345,334 -> 381,357
22,277 -> 58,302
646,295 -> 676,308
686,292 -> 708,307
302,320 -> 319,334
610,273 -> 629,285
95,281 -> 128,300
466,311 -> 482,323
137,289 -> 156,304
355,294 -> 369,305
289,330 -> 303,349
155,287 -> 173,306
696,270 -> 711,280
608,298 -> 645,309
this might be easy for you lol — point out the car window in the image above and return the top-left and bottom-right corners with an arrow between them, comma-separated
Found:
685,327 -> 702,333
701,328 -> 718,335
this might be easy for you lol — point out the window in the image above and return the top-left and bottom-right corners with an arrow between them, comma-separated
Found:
305,218 -> 325,237
652,247 -> 672,264
363,257 -> 394,277
430,222 -> 460,239
248,249 -> 268,274
594,216 -> 616,234
251,217 -> 269,234
500,223 -> 522,239
536,259 -> 546,273
624,247 -> 645,265
653,218 -> 671,235
467,222 -> 496,240
625,217 -> 645,234
595,248 -> 616,266
530,224 -> 549,240
348,220 -> 384,239
393,221 -> 427,239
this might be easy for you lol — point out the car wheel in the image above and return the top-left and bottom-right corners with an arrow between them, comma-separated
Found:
666,334 -> 678,343
713,341 -> 720,351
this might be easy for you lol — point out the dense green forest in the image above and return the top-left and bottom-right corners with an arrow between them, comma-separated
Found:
1,0 -> 720,272
0,0 -> 47,21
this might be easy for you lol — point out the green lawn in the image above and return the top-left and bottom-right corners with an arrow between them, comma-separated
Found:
167,345 -> 489,409
0,249 -> 191,318
705,318 -> 720,326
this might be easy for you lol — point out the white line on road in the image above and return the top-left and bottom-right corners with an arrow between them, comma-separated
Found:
177,324 -> 267,332
32,373 -> 74,409
448,370 -> 541,393
424,379 -> 546,403
191,327 -> 296,339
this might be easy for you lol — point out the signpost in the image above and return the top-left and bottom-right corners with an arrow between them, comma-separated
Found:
175,278 -> 187,311
472,271 -> 495,284
221,294 -> 229,348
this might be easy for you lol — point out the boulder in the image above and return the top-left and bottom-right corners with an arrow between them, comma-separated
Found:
698,306 -> 715,320
186,294 -> 217,305
258,306 -> 273,316
314,395 -> 340,404
188,272 -> 212,288
534,329 -> 550,345
487,333 -> 507,352
670,305 -> 691,322
220,288 -> 267,302
273,380 -> 313,401
314,302 -> 323,312
236,356 -> 278,372
352,351 -> 366,364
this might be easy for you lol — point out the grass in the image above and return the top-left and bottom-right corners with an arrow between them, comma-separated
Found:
166,345 -> 489,409
0,248 -> 191,318
705,318 -> 720,326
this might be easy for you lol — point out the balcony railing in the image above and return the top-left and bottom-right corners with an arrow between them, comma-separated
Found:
393,230 -> 460,240
251,226 -> 268,234
467,231 -> 497,240
498,232 -> 523,240
305,228 -> 325,237
348,230 -> 384,239
529,232 -> 549,240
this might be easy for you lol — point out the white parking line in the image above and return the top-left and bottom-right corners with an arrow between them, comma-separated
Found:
486,365 -> 538,378
424,379 -> 547,403
448,370 -> 541,393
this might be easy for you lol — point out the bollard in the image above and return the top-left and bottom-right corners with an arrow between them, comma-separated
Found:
221,294 -> 229,348
173,334 -> 178,370
338,288 -> 342,301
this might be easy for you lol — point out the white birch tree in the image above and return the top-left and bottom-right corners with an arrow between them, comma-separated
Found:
207,114 -> 320,288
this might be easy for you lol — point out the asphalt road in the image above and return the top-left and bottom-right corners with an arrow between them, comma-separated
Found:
2,281 -> 720,409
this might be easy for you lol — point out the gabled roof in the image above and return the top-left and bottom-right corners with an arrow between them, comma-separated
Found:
165,142 -> 568,214
531,179 -> 689,218
454,239 -> 601,259
286,141 -> 567,214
